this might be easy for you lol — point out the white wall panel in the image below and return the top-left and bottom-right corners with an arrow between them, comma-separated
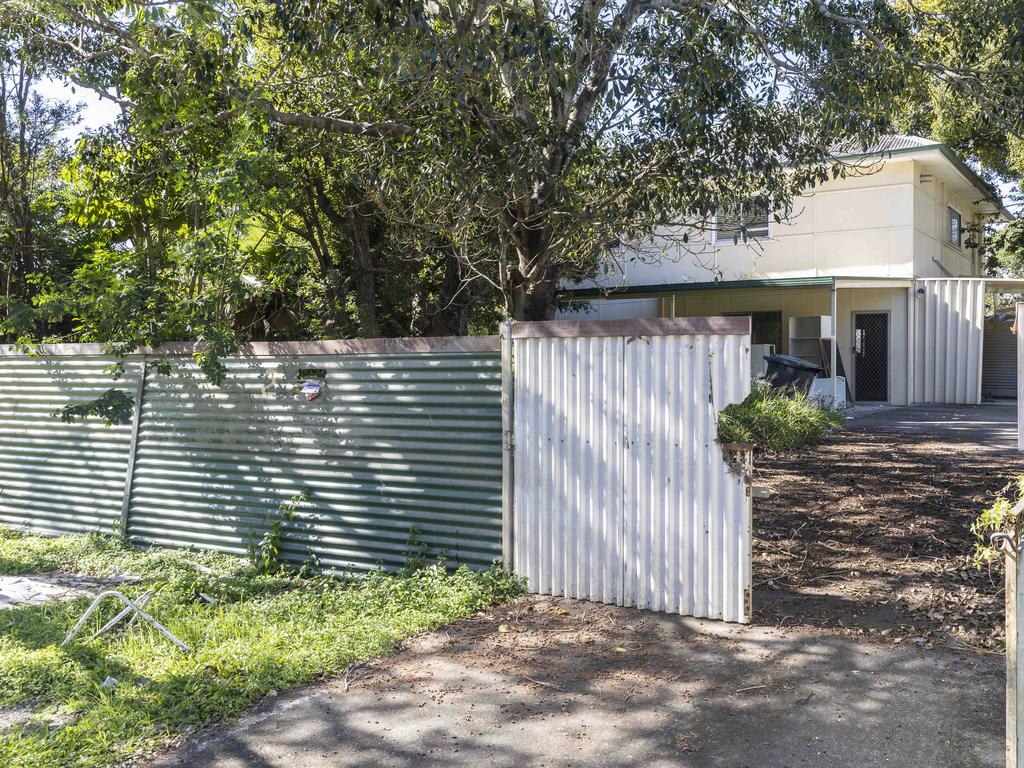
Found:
913,279 -> 985,404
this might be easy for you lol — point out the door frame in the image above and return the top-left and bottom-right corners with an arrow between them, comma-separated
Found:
851,310 -> 891,403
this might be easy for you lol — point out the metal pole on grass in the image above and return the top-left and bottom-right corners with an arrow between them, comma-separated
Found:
118,357 -> 147,540
1005,529 -> 1024,768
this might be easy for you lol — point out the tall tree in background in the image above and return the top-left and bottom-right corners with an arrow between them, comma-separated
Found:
8,0 -> 1024,337
889,0 -> 1024,274
0,18 -> 83,339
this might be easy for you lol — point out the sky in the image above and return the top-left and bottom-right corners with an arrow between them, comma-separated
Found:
36,77 -> 121,138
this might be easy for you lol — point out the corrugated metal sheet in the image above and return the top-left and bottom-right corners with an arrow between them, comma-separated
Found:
511,318 -> 752,622
983,316 -> 1017,398
913,279 -> 985,404
0,355 -> 141,535
127,350 -> 503,572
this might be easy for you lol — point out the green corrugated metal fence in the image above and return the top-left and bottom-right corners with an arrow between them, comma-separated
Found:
0,354 -> 142,535
0,339 -> 503,571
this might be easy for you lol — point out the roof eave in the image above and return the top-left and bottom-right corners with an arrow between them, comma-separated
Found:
830,143 -> 1012,221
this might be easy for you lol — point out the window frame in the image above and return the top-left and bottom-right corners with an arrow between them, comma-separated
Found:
713,202 -> 772,245
723,310 -> 783,350
947,205 -> 963,249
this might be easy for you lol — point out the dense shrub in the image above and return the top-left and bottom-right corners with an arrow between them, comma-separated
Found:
717,382 -> 844,452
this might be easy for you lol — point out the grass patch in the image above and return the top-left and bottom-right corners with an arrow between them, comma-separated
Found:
0,528 -> 523,767
717,382 -> 844,453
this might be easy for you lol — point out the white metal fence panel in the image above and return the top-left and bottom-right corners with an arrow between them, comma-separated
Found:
512,334 -> 624,605
913,278 -> 985,404
0,352 -> 142,535
511,318 -> 752,622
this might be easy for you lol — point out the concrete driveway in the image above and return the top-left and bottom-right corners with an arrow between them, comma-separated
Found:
847,401 -> 1017,451
159,596 -> 1002,768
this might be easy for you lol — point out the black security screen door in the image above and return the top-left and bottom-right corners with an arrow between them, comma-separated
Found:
853,313 -> 889,402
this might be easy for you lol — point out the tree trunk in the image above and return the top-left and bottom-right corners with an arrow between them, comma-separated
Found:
510,252 -> 560,321
427,251 -> 470,336
295,186 -> 346,329
349,197 -> 380,338
511,281 -> 559,321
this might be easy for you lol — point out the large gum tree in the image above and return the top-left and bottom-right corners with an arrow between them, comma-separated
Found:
13,0 -> 1024,323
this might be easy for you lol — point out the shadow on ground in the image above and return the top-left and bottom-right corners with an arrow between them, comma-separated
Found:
153,416 -> 1013,767
156,596 -> 1002,768
754,429 -> 1023,649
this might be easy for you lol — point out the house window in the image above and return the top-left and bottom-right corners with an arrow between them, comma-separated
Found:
715,201 -> 771,244
724,311 -> 783,350
948,206 -> 962,248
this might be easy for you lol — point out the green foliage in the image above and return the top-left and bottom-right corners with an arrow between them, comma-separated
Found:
971,477 -> 1024,568
717,382 -> 844,453
9,0 -> 991,331
987,218 -> 1024,277
249,489 -> 310,575
0,527 -> 524,767
401,524 -> 433,574
53,387 -> 135,426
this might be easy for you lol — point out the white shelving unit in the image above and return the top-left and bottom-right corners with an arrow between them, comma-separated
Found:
788,315 -> 833,368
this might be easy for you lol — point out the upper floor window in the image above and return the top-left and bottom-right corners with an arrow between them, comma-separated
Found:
715,201 -> 771,244
948,206 -> 962,248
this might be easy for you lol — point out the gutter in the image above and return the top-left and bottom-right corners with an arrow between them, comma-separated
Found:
562,276 -> 835,301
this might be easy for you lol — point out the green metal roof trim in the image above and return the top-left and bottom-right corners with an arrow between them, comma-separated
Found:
832,142 -> 1011,221
562,276 -> 834,300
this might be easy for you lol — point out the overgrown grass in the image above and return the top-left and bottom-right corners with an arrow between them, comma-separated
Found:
717,382 -> 844,453
0,528 -> 523,767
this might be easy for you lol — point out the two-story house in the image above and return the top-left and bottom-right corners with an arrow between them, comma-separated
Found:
560,135 -> 1016,406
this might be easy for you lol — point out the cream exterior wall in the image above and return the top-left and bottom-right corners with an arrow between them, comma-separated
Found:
910,160 -> 980,278
589,153 -> 986,288
562,286 -> 911,405
566,145 -> 995,405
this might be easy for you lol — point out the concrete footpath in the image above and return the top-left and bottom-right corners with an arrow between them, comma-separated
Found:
846,402 -> 1017,452
158,597 -> 1003,768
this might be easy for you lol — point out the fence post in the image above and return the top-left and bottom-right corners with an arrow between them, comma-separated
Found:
1009,537 -> 1024,768
118,358 -> 147,541
1017,303 -> 1024,453
500,322 -> 514,574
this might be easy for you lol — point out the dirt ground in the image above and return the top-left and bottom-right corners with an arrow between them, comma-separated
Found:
160,595 -> 1003,768
157,422 -> 1016,767
753,430 -> 1024,651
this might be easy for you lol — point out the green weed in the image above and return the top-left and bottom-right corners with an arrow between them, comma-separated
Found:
717,381 -> 844,453
0,528 -> 523,767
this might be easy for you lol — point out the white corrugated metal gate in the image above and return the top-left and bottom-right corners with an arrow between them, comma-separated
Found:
912,278 -> 986,404
507,318 -> 753,622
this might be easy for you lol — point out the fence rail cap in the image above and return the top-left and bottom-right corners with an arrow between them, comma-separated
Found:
511,316 -> 751,339
0,336 -> 500,358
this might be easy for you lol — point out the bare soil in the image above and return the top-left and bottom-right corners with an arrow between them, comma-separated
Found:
752,430 -> 1024,652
